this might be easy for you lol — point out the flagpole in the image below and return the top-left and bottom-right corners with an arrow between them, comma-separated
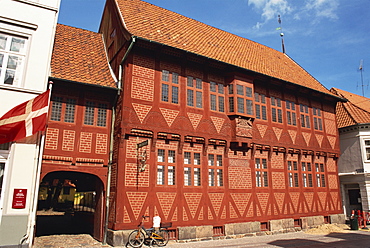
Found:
26,82 -> 53,247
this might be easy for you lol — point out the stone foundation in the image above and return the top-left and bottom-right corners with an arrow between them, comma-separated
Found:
107,214 -> 347,246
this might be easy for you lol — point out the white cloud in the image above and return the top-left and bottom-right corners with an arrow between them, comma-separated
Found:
248,0 -> 339,29
248,0 -> 292,29
304,0 -> 339,20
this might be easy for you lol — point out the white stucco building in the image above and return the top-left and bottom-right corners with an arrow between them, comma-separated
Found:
0,0 -> 60,247
331,88 -> 370,217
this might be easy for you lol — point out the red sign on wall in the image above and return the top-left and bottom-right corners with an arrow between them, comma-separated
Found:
12,189 -> 27,209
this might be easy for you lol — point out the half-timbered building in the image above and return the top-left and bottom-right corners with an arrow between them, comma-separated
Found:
38,24 -> 117,241
98,0 -> 345,245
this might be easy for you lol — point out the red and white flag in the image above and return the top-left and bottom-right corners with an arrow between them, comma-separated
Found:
0,90 -> 50,144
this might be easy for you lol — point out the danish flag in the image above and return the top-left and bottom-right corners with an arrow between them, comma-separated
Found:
0,90 -> 50,144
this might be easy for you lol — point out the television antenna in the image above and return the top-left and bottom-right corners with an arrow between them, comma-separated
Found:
358,59 -> 368,96
277,15 -> 286,54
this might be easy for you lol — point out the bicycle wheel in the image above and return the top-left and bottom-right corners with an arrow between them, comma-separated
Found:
128,230 -> 145,247
156,229 -> 169,246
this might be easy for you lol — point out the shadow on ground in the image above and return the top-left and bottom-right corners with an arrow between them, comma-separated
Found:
269,231 -> 370,247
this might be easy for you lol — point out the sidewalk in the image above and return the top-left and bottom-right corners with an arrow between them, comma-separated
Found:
33,225 -> 370,248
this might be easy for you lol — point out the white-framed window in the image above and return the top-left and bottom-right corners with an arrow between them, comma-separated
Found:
161,70 -> 179,104
184,151 -> 201,186
208,154 -> 223,186
300,104 -> 311,128
287,160 -> 299,187
286,100 -> 297,126
364,139 -> 370,161
313,107 -> 323,131
0,33 -> 27,86
210,81 -> 225,112
271,96 -> 283,123
187,76 -> 202,108
255,158 -> 268,187
255,92 -> 267,120
157,149 -> 176,185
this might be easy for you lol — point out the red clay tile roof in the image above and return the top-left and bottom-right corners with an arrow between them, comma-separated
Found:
115,0 -> 333,96
331,88 -> 370,128
51,24 -> 116,88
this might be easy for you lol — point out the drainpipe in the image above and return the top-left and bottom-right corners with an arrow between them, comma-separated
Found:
103,36 -> 136,245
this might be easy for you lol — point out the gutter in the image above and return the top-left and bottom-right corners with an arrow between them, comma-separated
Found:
103,36 -> 136,245
118,36 -> 136,94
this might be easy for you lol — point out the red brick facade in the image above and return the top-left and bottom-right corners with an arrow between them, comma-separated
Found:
99,0 -> 343,236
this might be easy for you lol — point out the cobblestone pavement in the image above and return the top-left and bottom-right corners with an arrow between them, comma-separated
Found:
33,229 -> 370,248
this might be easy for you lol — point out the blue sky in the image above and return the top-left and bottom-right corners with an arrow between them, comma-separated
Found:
58,0 -> 370,97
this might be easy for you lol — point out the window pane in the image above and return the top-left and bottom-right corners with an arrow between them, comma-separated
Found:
162,70 -> 169,81
218,84 -> 224,94
0,35 -> 6,50
208,154 -> 214,166
51,96 -> 62,121
168,166 -> 175,185
219,96 -> 225,112
246,99 -> 253,115
168,150 -> 175,163
84,101 -> 95,125
217,155 -> 222,166
209,168 -> 215,186
196,91 -> 202,108
262,106 -> 267,120
65,99 -> 76,123
237,85 -> 244,95
158,149 -> 165,162
187,76 -> 193,87
255,105 -> 261,119
272,108 -> 277,122
187,89 -> 194,106
262,159 -> 267,169
194,153 -> 200,165
194,168 -> 201,186
210,82 -> 216,92
157,165 -> 164,185
161,84 -> 169,102
210,94 -> 216,111
229,97 -> 234,112
97,103 -> 107,127
278,109 -> 282,123
184,167 -> 191,186
229,84 -> 234,94
196,78 -> 202,89
172,86 -> 178,104
10,37 -> 26,53
217,169 -> 223,186
261,94 -> 266,104
246,87 -> 252,97
184,152 -> 191,164
172,73 -> 178,84
237,97 -> 244,113
4,69 -> 15,85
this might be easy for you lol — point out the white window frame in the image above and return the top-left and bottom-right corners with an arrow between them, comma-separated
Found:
0,32 -> 28,87
361,137 -> 370,163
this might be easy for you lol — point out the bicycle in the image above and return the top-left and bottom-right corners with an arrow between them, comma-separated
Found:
128,215 -> 171,247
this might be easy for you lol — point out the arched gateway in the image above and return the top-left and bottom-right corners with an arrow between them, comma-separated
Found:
36,171 -> 105,240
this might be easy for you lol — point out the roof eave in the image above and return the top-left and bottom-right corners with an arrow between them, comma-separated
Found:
49,77 -> 118,90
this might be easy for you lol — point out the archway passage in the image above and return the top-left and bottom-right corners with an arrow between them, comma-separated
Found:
36,171 -> 105,240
